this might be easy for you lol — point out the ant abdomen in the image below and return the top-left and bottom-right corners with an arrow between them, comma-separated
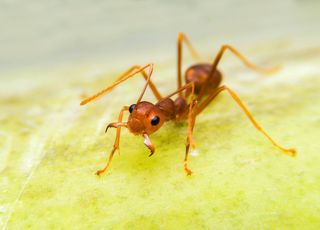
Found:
185,64 -> 222,96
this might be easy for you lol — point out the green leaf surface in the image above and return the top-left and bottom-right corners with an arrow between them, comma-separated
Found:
0,44 -> 319,230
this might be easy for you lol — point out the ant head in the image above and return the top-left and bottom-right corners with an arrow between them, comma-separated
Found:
127,101 -> 165,135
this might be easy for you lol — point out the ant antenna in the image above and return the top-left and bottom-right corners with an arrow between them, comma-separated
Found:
80,64 -> 154,106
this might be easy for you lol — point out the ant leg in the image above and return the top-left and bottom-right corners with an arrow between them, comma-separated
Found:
210,45 -> 280,76
96,146 -> 117,176
186,82 -> 196,148
185,99 -> 197,175
163,81 -> 194,99
177,33 -> 200,96
195,85 -> 296,157
96,106 -> 128,176
160,81 -> 198,175
161,81 -> 196,144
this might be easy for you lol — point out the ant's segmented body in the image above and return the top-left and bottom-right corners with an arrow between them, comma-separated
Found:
80,33 -> 296,176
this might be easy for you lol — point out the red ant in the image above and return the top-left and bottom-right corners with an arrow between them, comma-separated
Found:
80,33 -> 296,176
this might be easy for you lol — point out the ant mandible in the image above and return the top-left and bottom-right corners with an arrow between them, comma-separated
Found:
80,33 -> 296,176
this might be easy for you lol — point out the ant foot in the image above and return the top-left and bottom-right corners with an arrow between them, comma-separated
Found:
284,148 -> 297,157
184,166 -> 193,176
184,168 -> 192,176
95,169 -> 105,176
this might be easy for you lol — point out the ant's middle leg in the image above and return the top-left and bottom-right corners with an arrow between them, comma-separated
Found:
184,101 -> 197,176
183,82 -> 198,175
160,81 -> 197,175
195,85 -> 296,157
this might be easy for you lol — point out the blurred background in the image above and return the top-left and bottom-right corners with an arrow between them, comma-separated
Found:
1,1 -> 320,229
1,0 -> 319,75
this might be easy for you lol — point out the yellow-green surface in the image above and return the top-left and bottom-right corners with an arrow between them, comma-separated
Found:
0,42 -> 319,229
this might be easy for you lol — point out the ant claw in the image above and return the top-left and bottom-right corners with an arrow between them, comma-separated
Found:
96,170 -> 104,176
184,168 -> 192,176
184,162 -> 192,175
148,151 -> 154,157
285,148 -> 297,157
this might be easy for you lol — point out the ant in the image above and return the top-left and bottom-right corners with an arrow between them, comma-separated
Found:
80,33 -> 296,176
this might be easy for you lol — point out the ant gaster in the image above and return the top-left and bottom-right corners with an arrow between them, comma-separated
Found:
80,33 -> 296,176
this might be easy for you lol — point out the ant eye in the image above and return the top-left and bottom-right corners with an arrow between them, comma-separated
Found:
129,104 -> 136,113
151,116 -> 160,126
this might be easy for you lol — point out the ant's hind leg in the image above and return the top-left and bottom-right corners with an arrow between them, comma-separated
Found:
96,106 -> 128,176
195,85 -> 296,157
160,81 -> 198,175
211,45 -> 281,75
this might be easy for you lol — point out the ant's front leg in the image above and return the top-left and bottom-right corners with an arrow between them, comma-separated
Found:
160,81 -> 197,175
96,107 -> 128,176
96,146 -> 118,176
